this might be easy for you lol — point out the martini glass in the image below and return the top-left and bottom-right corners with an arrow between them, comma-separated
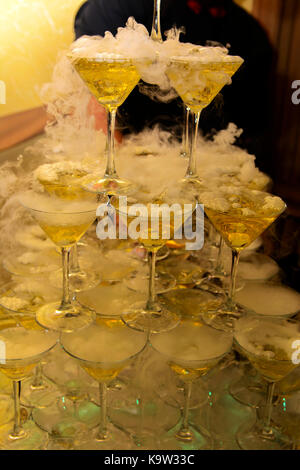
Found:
21,192 -> 97,332
201,188 -> 286,331
69,53 -> 141,196
115,196 -> 194,334
36,162 -> 103,292
61,322 -> 147,449
166,54 -> 244,190
235,316 -> 300,450
0,322 -> 57,449
151,320 -> 233,449
0,280 -> 60,409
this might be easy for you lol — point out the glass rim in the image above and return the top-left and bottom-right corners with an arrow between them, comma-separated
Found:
234,317 -> 300,365
0,328 -> 58,364
0,281 -> 50,316
20,199 -> 97,216
150,329 -> 233,366
61,329 -> 147,368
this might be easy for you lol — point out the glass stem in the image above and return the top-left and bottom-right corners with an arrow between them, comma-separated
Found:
261,381 -> 275,435
215,236 -> 225,276
70,243 -> 80,274
97,382 -> 108,441
31,363 -> 43,389
151,0 -> 162,42
105,108 -> 118,179
146,250 -> 157,310
228,250 -> 240,304
11,380 -> 24,439
60,247 -> 71,309
176,381 -> 193,441
185,110 -> 201,179
181,106 -> 190,158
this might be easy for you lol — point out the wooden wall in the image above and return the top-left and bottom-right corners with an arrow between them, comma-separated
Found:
252,0 -> 300,216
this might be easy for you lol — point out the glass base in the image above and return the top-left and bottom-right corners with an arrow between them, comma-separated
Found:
236,421 -> 292,450
125,269 -> 176,295
36,301 -> 96,333
32,397 -> 101,439
83,175 -> 135,197
161,420 -> 212,450
0,420 -> 49,450
160,288 -> 224,320
21,375 -> 58,409
122,301 -> 180,334
201,301 -> 249,332
159,257 -> 206,287
3,248 -> 60,277
73,422 -> 133,450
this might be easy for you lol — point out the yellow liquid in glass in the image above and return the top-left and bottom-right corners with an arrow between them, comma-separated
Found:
0,362 -> 38,381
170,359 -> 218,382
205,195 -> 284,251
73,58 -> 140,111
39,222 -> 93,248
167,60 -> 242,113
81,363 -> 124,384
245,347 -> 296,382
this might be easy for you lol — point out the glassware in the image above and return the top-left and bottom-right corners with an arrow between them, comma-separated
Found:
61,322 -> 147,449
21,192 -> 97,332
180,106 -> 191,158
151,0 -> 162,43
201,188 -> 286,331
0,322 -> 57,449
151,319 -> 233,449
115,196 -> 194,334
0,279 -> 61,408
36,161 -> 102,292
235,316 -> 300,450
166,54 -> 244,190
70,54 -> 141,196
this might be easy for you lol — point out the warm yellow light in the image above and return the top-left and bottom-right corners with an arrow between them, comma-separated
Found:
0,0 -> 84,117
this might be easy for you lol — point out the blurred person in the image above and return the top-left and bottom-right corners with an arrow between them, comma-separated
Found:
75,0 -> 273,170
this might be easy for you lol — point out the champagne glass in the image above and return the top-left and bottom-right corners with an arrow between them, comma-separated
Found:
36,161 -> 102,292
61,322 -> 147,449
21,192 -> 97,332
166,53 -> 244,190
229,283 -> 300,409
0,280 -> 60,409
235,315 -> 300,450
115,195 -> 194,334
69,52 -> 142,196
201,188 -> 286,331
0,322 -> 57,449
151,320 -> 233,449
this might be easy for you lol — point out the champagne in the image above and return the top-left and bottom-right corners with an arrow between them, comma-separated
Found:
73,57 -> 140,111
167,59 -> 243,113
203,190 -> 286,251
39,222 -> 94,248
